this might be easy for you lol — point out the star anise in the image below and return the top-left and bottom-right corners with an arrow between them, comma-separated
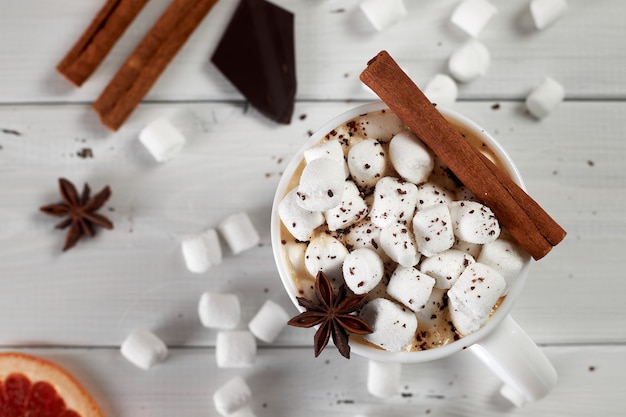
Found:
288,271 -> 373,359
40,178 -> 113,251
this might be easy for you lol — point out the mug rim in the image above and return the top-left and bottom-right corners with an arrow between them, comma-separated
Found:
271,101 -> 531,363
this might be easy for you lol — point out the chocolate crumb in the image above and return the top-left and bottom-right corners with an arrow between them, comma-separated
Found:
491,103 -> 501,110
76,148 -> 93,158
299,114 -> 307,120
1,128 -> 21,136
587,160 -> 595,167
589,366 -> 596,372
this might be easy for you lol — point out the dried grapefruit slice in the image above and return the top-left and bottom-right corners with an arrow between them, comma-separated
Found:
0,352 -> 104,417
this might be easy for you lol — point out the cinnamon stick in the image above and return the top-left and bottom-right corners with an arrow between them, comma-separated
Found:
92,0 -> 218,131
360,51 -> 566,260
57,0 -> 150,87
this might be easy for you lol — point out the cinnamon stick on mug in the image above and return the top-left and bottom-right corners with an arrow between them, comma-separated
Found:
360,51 -> 566,260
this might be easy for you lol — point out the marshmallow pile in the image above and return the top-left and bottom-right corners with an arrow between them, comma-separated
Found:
279,109 -> 528,353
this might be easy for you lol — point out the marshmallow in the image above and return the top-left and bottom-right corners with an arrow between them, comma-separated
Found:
218,212 -> 260,254
248,300 -> 290,343
304,139 -> 349,178
419,249 -> 475,289
449,200 -> 500,244
455,185 -> 477,202
120,330 -> 168,370
359,0 -> 407,31
412,204 -> 455,257
415,181 -> 454,211
284,241 -> 308,275
423,74 -> 458,107
304,233 -> 349,280
344,218 -> 384,256
388,131 -> 434,184
500,384 -> 526,407
342,248 -> 384,294
452,238 -> 483,258
370,177 -> 418,228
181,229 -> 222,273
415,287 -> 448,327
429,158 -> 459,191
216,331 -> 257,368
347,139 -> 388,190
356,110 -> 407,141
387,266 -> 436,312
367,360 -> 402,398
229,407 -> 257,417
138,118 -> 186,162
477,238 -> 527,294
296,158 -> 345,211
213,376 -> 252,417
447,263 -> 506,335
525,77 -> 565,119
380,222 -> 420,267
325,181 -> 369,231
450,0 -> 497,37
279,189 -> 325,241
530,0 -> 567,30
360,298 -> 418,352
198,292 -> 241,329
448,40 -> 490,83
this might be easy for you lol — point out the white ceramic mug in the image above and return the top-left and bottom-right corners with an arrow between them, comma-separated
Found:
271,102 -> 557,403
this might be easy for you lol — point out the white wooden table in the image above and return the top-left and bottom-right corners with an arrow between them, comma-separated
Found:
1,0 -> 625,415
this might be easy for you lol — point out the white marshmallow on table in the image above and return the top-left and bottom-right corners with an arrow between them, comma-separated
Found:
448,40 -> 491,83
415,181 -> 454,211
248,300 -> 290,343
380,222 -> 420,268
325,181 -> 369,231
181,229 -> 222,273
296,158 -> 346,211
423,74 -> 458,108
304,139 -> 349,178
388,131 -> 434,184
213,376 -> 252,417
447,262 -> 506,335
359,0 -> 407,32
387,265 -> 436,312
279,189 -> 325,241
347,138 -> 388,190
342,248 -> 384,294
367,360 -> 402,398
344,218 -> 384,256
138,118 -> 186,162
304,233 -> 349,281
450,0 -> 497,37
530,0 -> 567,30
412,204 -> 455,257
198,292 -> 241,329
477,238 -> 527,294
525,77 -> 565,119
420,248 -> 475,289
449,200 -> 500,244
228,407 -> 257,417
120,329 -> 168,370
216,330 -> 257,368
360,298 -> 418,352
218,212 -> 260,254
370,177 -> 418,228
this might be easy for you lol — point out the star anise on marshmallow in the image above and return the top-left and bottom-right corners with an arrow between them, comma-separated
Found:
288,271 -> 372,359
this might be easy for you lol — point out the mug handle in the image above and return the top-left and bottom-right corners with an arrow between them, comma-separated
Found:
469,314 -> 557,404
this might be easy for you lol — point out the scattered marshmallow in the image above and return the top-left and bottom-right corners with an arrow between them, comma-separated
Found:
387,265 -> 435,312
198,292 -> 241,329
359,0 -> 407,31
367,360 -> 402,398
423,74 -> 458,107
296,158 -> 346,211
449,200 -> 500,244
525,77 -> 565,119
181,229 -> 222,273
218,212 -> 260,254
419,249 -> 475,289
120,329 -> 168,370
342,248 -> 384,294
380,222 -> 420,267
477,238 -> 527,294
325,181 -> 369,231
448,40 -> 491,83
213,376 -> 252,417
228,407 -> 258,417
450,0 -> 497,37
138,118 -> 186,162
415,181 -> 454,211
500,384 -> 526,407
347,138 -> 388,190
360,298 -> 418,352
304,233 -> 349,280
388,131 -> 434,184
370,177 -> 418,228
304,139 -> 349,178
248,300 -> 290,343
279,189 -> 325,241
412,204 -> 455,257
216,330 -> 257,368
530,0 -> 567,30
